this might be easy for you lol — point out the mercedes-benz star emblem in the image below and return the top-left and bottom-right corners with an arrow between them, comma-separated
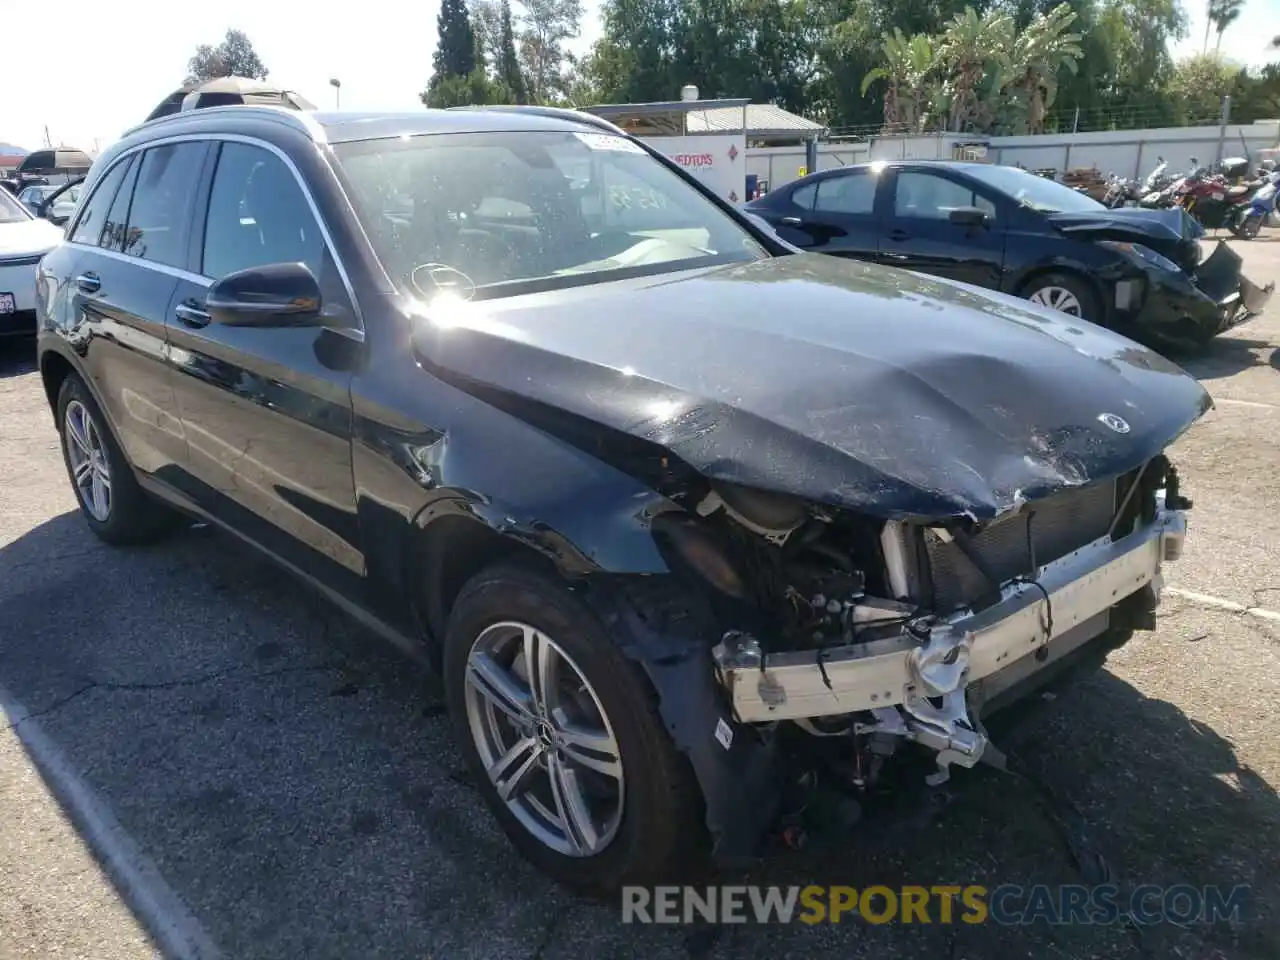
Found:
1097,412 -> 1131,434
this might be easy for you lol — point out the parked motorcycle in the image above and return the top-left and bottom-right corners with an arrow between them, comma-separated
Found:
1175,160 -> 1265,232
1104,158 -> 1170,208
1230,167 -> 1280,240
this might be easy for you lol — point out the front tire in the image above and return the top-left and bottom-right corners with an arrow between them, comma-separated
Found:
56,374 -> 178,545
1022,272 -> 1099,323
1232,212 -> 1262,240
442,564 -> 704,895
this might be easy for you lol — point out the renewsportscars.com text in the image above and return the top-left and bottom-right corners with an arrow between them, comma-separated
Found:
621,884 -> 1251,926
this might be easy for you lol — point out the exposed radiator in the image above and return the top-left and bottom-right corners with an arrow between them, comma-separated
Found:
924,481 -> 1117,612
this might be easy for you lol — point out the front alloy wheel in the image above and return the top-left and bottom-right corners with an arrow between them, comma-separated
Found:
464,621 -> 624,857
443,565 -> 706,893
64,399 -> 112,521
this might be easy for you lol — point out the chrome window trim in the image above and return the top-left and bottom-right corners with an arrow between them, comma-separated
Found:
64,131 -> 365,343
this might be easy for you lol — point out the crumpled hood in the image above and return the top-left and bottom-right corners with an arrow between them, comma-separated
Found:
411,254 -> 1211,521
1048,207 -> 1204,269
1047,206 -> 1204,241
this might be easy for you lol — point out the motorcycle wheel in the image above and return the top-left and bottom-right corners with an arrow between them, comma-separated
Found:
1234,213 -> 1262,240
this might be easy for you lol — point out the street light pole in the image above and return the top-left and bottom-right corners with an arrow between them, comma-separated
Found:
329,77 -> 342,109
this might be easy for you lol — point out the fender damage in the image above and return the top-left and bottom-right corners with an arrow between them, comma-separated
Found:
408,253 -> 1211,862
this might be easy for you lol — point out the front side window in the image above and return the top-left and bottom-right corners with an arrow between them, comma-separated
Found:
894,172 -> 997,219
334,130 -> 766,300
123,143 -> 206,266
202,142 -> 324,279
814,174 -> 876,215
70,159 -> 131,243
962,163 -> 1104,213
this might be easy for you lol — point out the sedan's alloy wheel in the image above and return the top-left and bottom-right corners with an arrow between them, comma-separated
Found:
64,399 -> 112,521
1028,285 -> 1083,317
463,621 -> 625,857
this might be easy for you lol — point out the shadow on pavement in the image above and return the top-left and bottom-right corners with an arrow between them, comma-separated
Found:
1174,336 -> 1276,381
0,337 -> 37,379
1,513 -> 1277,959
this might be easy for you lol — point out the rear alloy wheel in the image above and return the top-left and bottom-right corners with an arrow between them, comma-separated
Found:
443,565 -> 705,894
64,399 -> 112,523
1023,272 -> 1098,323
56,374 -> 180,545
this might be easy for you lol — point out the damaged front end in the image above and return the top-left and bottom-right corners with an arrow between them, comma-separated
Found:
1193,239 -> 1275,335
630,457 -> 1192,863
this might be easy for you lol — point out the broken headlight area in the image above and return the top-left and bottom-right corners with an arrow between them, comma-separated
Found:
653,458 -> 1189,809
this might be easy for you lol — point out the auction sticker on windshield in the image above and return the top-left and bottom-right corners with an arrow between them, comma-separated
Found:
0,293 -> 15,315
575,132 -> 647,154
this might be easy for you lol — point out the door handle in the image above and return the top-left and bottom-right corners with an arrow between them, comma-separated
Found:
780,216 -> 805,226
75,272 -> 101,294
887,229 -> 910,242
174,301 -> 211,329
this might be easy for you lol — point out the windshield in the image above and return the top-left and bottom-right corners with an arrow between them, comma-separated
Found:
0,187 -> 32,224
965,164 -> 1105,213
333,130 -> 766,301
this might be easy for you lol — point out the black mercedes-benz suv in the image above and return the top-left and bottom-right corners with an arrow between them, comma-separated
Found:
37,104 -> 1206,893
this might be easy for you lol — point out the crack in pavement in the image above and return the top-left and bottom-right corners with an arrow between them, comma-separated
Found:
1,660 -> 346,731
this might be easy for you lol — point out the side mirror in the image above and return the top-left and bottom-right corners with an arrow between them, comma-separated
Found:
41,204 -> 68,226
205,262 -> 323,327
948,206 -> 989,227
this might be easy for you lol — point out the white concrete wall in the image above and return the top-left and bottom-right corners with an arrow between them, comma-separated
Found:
746,143 -> 870,188
747,121 -> 1280,189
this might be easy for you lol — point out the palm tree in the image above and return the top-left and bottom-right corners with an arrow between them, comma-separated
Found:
937,7 -> 1014,132
1206,0 -> 1247,53
1003,3 -> 1083,134
861,29 -> 940,132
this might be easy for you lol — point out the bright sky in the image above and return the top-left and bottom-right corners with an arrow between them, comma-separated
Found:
1,0 -> 1278,156
0,0 -> 603,155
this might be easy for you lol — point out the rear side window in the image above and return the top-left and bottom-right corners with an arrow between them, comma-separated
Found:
70,159 -> 132,245
122,143 -> 206,267
99,156 -> 138,253
201,142 -> 324,279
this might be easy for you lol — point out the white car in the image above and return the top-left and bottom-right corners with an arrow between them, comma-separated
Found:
0,188 -> 63,337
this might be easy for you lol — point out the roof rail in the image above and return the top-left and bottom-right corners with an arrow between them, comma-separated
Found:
121,105 -> 325,142
445,104 -> 629,137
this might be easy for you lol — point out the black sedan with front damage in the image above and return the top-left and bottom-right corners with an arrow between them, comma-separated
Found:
745,159 -> 1272,350
37,104 -> 1208,894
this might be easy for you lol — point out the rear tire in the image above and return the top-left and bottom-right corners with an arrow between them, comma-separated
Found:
1021,272 -> 1100,323
442,564 -> 705,895
56,374 -> 180,545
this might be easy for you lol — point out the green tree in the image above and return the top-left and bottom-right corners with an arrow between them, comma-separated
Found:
1168,53 -> 1237,122
186,28 -> 269,84
937,7 -> 1014,131
1002,3 -> 1083,132
498,0 -> 529,103
1206,0 -> 1246,54
860,29 -> 943,130
428,0 -> 479,100
421,68 -> 510,108
518,0 -> 584,102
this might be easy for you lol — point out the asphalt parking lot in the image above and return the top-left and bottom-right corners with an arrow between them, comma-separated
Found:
3,244 -> 1280,960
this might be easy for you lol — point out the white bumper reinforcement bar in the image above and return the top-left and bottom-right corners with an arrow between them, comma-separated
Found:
714,502 -> 1187,724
